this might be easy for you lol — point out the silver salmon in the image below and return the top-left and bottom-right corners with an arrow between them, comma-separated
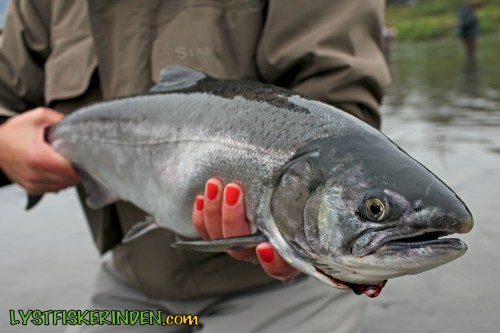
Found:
45,65 -> 473,297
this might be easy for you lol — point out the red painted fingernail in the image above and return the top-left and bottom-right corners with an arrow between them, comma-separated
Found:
257,246 -> 274,263
225,185 -> 240,206
206,182 -> 218,200
195,196 -> 204,211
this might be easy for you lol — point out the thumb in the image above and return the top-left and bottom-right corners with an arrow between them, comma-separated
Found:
34,108 -> 65,127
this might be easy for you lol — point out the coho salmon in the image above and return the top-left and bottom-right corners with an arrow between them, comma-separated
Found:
42,65 -> 473,297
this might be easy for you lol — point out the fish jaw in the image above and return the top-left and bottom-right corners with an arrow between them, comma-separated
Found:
365,237 -> 467,273
302,181 -> 473,286
288,191 -> 472,296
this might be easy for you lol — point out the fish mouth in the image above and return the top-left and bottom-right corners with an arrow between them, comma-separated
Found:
381,231 -> 465,251
352,204 -> 473,257
352,230 -> 467,257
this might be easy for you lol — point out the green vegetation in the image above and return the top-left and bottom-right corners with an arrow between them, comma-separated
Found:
386,0 -> 500,41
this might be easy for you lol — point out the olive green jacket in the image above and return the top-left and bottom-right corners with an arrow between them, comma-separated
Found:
0,0 -> 390,300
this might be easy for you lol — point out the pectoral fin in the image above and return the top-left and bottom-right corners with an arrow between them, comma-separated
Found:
172,233 -> 268,252
76,167 -> 118,209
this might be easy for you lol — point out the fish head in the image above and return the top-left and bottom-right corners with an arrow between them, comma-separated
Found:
271,129 -> 473,297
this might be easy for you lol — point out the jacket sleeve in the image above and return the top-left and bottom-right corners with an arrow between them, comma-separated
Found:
0,0 -> 50,186
256,0 -> 391,128
0,0 -> 50,114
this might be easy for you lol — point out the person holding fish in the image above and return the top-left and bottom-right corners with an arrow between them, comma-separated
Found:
0,1 -> 393,332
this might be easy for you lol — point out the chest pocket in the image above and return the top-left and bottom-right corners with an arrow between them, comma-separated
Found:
151,0 -> 265,81
44,0 -> 98,107
44,32 -> 98,107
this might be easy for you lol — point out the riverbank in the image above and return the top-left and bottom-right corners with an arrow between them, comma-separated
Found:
387,0 -> 500,41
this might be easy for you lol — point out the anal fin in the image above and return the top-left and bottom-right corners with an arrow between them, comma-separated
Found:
122,216 -> 162,243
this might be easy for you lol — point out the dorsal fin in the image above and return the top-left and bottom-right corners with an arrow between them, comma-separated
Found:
150,65 -> 207,93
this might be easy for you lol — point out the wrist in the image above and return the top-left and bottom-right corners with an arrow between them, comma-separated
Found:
0,117 -> 10,169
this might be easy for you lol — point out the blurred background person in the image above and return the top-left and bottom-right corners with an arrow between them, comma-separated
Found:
456,0 -> 482,64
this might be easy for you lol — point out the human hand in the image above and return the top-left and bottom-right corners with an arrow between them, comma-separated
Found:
192,178 -> 298,282
0,107 -> 80,194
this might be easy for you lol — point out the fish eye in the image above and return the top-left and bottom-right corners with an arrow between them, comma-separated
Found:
363,198 -> 386,221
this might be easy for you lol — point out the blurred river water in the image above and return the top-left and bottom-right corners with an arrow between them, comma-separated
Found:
365,36 -> 500,332
0,37 -> 499,333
